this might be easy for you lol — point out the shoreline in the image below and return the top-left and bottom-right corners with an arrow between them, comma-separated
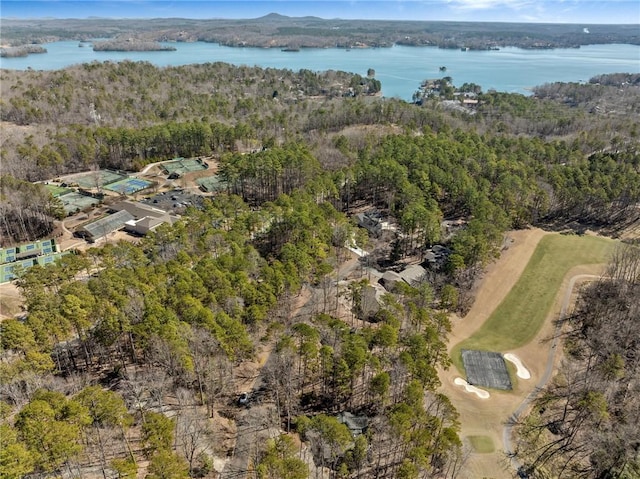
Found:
5,37 -> 640,51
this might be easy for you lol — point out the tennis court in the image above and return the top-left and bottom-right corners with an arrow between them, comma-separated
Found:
59,192 -> 101,214
45,184 -> 73,197
104,177 -> 153,194
67,170 -> 128,189
161,157 -> 208,176
196,175 -> 226,193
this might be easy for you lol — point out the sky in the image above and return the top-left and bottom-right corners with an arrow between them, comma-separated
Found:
2,0 -> 639,24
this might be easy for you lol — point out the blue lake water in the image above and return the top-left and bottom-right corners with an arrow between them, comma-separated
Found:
2,41 -> 639,100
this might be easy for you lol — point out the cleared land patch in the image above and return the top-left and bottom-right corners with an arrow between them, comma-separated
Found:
451,233 -> 616,371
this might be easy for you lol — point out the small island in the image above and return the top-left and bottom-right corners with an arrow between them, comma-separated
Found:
0,45 -> 47,57
92,40 -> 176,52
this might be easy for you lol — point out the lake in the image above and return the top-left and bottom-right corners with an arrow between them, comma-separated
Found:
2,41 -> 639,100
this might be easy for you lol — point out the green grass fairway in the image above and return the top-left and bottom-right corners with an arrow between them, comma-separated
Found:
451,233 -> 616,372
467,435 -> 495,453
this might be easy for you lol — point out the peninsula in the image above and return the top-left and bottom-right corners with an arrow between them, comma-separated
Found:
92,40 -> 177,52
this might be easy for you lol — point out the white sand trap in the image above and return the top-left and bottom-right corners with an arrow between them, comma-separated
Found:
504,353 -> 531,379
454,378 -> 490,399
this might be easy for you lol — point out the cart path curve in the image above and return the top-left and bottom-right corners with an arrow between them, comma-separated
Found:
503,274 -> 601,474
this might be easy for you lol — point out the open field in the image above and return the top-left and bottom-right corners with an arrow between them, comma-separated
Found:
0,281 -> 23,319
450,233 -> 616,372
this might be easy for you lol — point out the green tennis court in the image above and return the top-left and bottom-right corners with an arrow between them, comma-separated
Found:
196,175 -> 226,192
45,184 -> 72,197
67,170 -> 128,189
59,192 -> 100,214
161,157 -> 208,175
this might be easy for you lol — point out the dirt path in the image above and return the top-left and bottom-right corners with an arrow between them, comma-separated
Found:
438,228 -> 607,478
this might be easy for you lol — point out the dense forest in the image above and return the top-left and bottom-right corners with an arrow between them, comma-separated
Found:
0,191 -> 464,478
1,54 -> 639,479
1,64 -> 638,243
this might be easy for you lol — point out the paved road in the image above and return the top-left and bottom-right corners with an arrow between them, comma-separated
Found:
502,274 -> 600,475
140,158 -> 175,174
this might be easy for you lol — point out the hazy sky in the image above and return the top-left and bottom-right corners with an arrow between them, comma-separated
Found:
2,0 -> 639,24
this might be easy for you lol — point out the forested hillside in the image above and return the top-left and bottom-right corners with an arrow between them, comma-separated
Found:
2,16 -> 639,50
1,59 -> 639,479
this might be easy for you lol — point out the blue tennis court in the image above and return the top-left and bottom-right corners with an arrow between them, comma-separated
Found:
104,178 -> 152,194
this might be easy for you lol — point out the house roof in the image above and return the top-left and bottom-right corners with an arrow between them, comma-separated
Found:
361,285 -> 381,317
425,251 -> 437,262
398,264 -> 426,286
138,217 -> 164,229
382,271 -> 402,282
432,244 -> 451,255
337,411 -> 369,436
81,210 -> 135,238
379,271 -> 402,291
125,214 -> 176,235
111,200 -> 168,219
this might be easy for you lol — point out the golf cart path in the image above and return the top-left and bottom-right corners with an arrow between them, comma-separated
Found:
502,273 -> 601,474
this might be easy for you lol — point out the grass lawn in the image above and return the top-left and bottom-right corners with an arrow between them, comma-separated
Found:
467,435 -> 495,453
451,233 -> 616,372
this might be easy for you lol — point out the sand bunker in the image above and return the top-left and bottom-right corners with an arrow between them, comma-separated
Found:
504,353 -> 531,379
454,378 -> 490,399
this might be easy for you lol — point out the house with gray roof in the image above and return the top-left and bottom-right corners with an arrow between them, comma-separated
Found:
77,210 -> 135,242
